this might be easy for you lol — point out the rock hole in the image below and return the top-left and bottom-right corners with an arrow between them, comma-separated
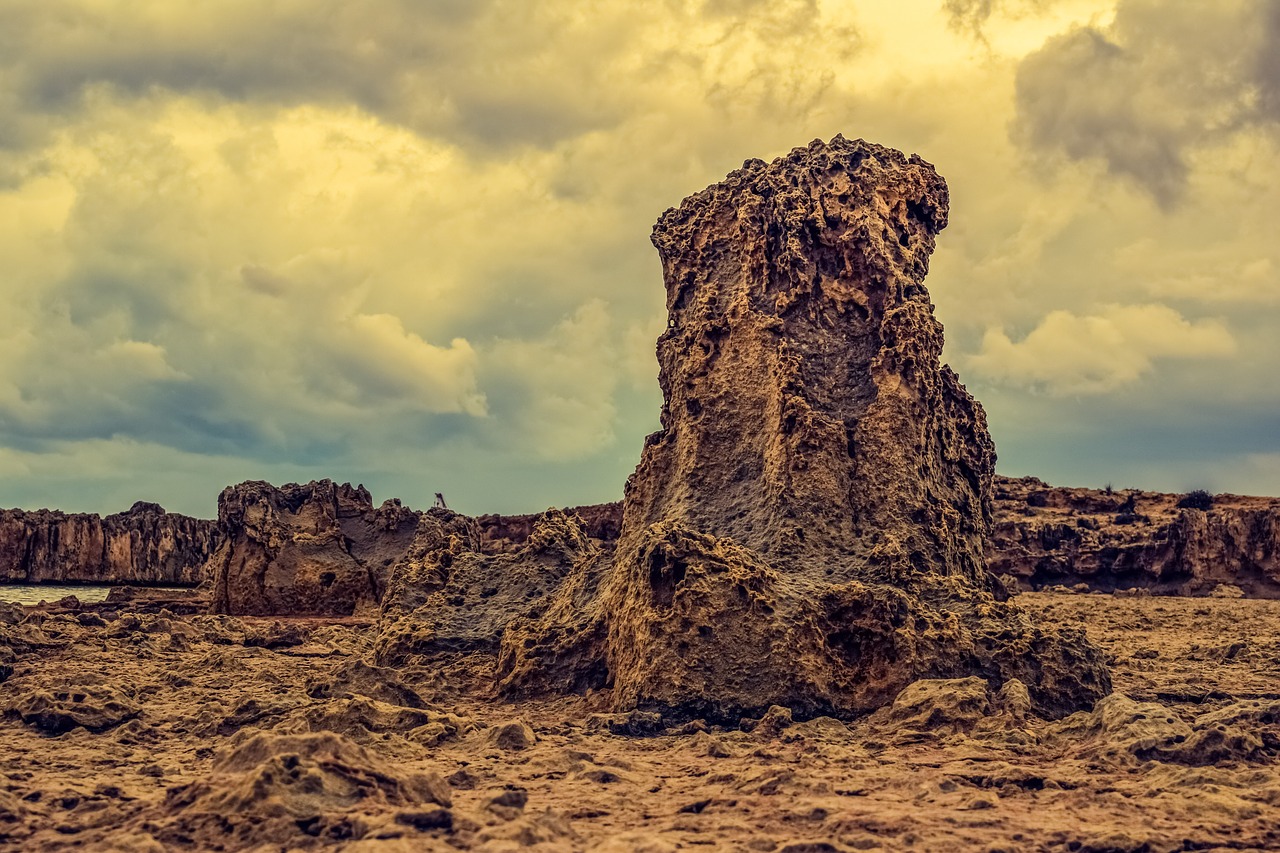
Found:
648,549 -> 687,609
320,572 -> 336,588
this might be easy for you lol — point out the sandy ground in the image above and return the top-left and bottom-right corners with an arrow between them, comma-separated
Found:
1,591 -> 1278,852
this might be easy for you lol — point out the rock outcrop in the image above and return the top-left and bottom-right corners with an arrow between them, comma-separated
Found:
0,503 -> 216,586
477,503 -> 623,552
157,731 -> 453,848
375,508 -> 601,665
989,476 -> 1280,596
207,480 -> 423,616
383,135 -> 1111,721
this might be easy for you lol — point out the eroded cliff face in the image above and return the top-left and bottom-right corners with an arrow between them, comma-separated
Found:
989,477 -> 1280,596
207,480 -> 421,617
0,503 -> 216,586
375,136 -> 1112,721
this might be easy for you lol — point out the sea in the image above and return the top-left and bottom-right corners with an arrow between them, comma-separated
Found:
0,584 -> 116,605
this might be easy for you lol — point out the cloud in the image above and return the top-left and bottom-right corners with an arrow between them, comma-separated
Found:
943,0 -> 1058,36
0,0 -> 854,156
0,0 -> 1277,515
968,304 -> 1237,394
1012,0 -> 1277,206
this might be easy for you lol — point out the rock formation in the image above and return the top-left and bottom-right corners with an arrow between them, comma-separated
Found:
988,476 -> 1280,596
375,508 -> 602,667
0,503 -> 216,586
477,503 -> 622,551
207,480 -> 423,617
381,135 -> 1111,721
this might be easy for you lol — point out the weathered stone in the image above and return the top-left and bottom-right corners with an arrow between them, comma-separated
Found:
4,681 -> 140,734
376,508 -> 594,661
487,718 -> 537,751
157,731 -> 450,848
206,480 -> 421,616
493,136 -> 1110,720
0,502 -> 216,586
989,476 -> 1280,597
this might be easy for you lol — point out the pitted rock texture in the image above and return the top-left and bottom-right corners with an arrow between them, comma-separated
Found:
478,503 -> 622,552
377,508 -> 601,663
989,476 -> 1280,596
491,136 -> 1111,720
0,503 -> 216,586
207,480 -> 422,617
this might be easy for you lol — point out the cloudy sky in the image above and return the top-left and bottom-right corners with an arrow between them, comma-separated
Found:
1,0 -> 1277,517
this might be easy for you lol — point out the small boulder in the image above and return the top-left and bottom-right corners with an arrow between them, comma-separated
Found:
487,719 -> 537,751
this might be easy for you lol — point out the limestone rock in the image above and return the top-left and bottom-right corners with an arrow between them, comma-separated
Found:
207,480 -> 422,616
157,731 -> 451,847
989,476 -> 1280,596
376,508 -> 595,662
0,502 -> 216,586
1048,693 -> 1280,766
869,677 -> 992,735
494,136 -> 1110,720
487,718 -> 537,751
3,680 -> 140,734
478,503 -> 623,552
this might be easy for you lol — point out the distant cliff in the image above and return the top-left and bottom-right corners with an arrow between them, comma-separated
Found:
988,476 -> 1280,597
0,502 -> 218,586
475,480 -> 1280,599
4,473 -> 1278,598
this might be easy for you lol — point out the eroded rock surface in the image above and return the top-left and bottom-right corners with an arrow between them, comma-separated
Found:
0,503 -> 215,586
377,508 -> 600,664
207,480 -> 422,616
385,136 -> 1114,721
508,137 -> 1110,719
989,476 -> 1280,596
2,583 -> 1275,851
477,503 -> 622,551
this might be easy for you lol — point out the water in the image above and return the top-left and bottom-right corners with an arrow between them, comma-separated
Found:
0,584 -> 115,605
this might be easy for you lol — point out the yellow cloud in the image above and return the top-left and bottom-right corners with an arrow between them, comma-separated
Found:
1,0 -> 1278,512
969,304 -> 1237,394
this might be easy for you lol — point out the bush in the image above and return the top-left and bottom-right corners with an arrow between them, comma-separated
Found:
1176,489 -> 1214,511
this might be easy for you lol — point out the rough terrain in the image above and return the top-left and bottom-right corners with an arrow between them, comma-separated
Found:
476,476 -> 1280,599
988,477 -> 1280,597
3,133 -> 1276,851
0,504 -> 215,587
1,591 -> 1277,851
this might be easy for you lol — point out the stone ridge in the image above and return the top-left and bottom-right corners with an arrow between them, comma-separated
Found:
0,503 -> 216,586
989,476 -> 1280,596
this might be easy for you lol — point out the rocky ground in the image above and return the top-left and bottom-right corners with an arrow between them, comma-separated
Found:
1,591 -> 1277,852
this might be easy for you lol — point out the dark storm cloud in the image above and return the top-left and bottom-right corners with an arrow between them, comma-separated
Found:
1261,0 -> 1280,119
0,0 -> 623,153
983,380 -> 1280,494
1012,0 -> 1277,206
